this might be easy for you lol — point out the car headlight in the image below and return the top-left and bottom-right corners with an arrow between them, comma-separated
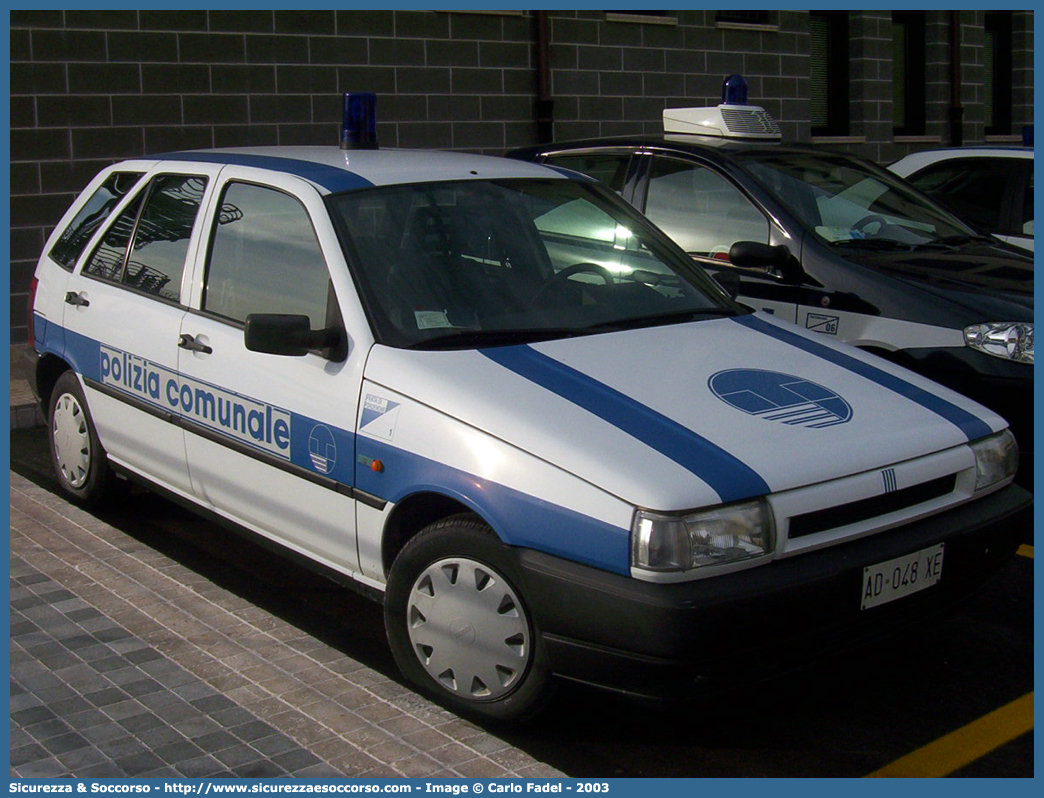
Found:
970,430 -> 1019,491
964,322 -> 1033,364
631,499 -> 774,572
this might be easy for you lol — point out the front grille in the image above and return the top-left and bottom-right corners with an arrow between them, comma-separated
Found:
788,474 -> 957,540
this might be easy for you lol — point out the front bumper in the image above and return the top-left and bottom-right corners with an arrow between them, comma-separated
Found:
516,483 -> 1030,700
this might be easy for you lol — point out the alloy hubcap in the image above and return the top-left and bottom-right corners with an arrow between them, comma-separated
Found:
407,557 -> 530,701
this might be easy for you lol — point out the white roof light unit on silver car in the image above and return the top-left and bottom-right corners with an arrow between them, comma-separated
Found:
663,74 -> 782,140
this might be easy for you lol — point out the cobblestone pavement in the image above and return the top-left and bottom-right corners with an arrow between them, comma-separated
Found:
10,471 -> 563,779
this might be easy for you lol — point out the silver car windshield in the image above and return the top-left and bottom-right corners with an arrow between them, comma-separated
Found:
328,179 -> 738,349
739,152 -> 980,249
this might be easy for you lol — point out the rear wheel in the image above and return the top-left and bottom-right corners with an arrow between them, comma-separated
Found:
48,371 -> 121,508
384,514 -> 552,722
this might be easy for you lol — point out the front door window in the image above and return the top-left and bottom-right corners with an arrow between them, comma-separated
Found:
644,157 -> 769,262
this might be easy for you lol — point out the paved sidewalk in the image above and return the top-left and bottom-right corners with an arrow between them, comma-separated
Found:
10,471 -> 562,779
10,343 -> 44,430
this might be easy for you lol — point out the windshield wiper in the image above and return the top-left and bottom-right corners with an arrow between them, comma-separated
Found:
914,234 -> 998,250
830,238 -> 913,251
405,309 -> 739,349
583,307 -> 739,333
406,327 -> 592,350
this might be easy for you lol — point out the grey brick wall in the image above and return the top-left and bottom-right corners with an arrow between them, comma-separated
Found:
538,10 -> 813,141
961,11 -> 989,143
9,10 -> 537,340
9,9 -> 1033,344
847,11 -> 894,162
924,13 -> 953,149
1012,11 -> 1035,133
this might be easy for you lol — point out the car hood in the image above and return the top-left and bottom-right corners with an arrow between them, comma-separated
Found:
362,313 -> 1005,510
838,244 -> 1034,317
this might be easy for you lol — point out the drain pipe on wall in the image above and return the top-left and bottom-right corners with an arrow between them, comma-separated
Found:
948,10 -> 964,146
534,10 -> 554,143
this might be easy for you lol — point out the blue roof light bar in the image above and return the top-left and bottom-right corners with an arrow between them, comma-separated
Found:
721,74 -> 749,106
341,92 -> 378,150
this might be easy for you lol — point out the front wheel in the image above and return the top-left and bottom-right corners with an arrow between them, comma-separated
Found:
384,515 -> 552,722
48,371 -> 121,508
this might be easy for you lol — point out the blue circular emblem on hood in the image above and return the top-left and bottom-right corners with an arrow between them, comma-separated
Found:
709,369 -> 852,428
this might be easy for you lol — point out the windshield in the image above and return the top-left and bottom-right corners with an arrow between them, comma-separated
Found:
737,152 -> 978,249
328,179 -> 737,349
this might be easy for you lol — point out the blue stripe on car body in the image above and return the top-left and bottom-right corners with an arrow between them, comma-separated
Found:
480,344 -> 771,504
733,314 -> 994,441
153,151 -> 374,193
40,320 -> 631,574
55,325 -> 358,487
354,437 -> 632,575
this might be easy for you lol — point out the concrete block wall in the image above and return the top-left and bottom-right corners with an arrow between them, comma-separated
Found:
955,10 -> 1035,143
961,10 -> 989,142
846,11 -> 894,163
9,9 -> 818,343
924,13 -> 954,149
546,11 -> 812,142
10,10 -> 540,342
1012,11 -> 1035,135
9,9 -> 1032,344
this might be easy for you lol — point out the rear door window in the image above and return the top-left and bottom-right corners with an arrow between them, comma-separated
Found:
81,193 -> 145,283
82,174 -> 208,304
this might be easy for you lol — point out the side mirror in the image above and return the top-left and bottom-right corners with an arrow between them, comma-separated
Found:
244,314 -> 347,361
728,241 -> 804,284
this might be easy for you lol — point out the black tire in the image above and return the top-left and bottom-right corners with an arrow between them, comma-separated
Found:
384,514 -> 553,722
47,371 -> 122,509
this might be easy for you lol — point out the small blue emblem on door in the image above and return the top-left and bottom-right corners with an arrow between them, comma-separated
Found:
709,369 -> 852,428
308,424 -> 337,474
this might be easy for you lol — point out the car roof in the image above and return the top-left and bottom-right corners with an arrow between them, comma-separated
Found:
509,134 -> 851,164
896,146 -> 1033,157
148,146 -> 569,194
889,146 -> 1033,174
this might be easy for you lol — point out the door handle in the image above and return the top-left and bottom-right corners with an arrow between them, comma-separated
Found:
178,334 -> 213,355
65,291 -> 89,307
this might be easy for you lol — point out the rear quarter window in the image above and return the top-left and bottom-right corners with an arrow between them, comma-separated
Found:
48,172 -> 144,271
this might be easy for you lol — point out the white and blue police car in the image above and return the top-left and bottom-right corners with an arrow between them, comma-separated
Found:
26,94 -> 1030,721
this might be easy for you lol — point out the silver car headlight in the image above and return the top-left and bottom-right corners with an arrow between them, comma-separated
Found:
970,430 -> 1019,491
631,499 -> 774,573
964,322 -> 1033,364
